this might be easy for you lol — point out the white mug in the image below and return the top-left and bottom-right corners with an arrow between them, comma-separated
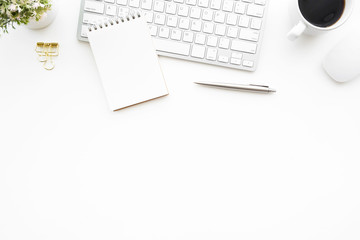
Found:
287,0 -> 354,41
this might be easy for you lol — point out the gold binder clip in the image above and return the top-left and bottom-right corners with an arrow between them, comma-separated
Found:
35,42 -> 59,70
47,43 -> 59,56
43,53 -> 55,70
35,42 -> 47,62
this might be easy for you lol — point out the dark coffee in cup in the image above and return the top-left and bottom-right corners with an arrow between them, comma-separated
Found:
298,0 -> 346,28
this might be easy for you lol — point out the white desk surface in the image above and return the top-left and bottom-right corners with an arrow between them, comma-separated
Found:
1,1 -> 360,239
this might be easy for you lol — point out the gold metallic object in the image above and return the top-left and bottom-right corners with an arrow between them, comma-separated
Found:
35,42 -> 59,70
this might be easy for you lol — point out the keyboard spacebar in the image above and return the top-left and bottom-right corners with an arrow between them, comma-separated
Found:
153,39 -> 190,56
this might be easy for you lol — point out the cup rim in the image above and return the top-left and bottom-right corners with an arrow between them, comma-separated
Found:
296,0 -> 353,31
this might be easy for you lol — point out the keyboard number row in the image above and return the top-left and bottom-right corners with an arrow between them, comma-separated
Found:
84,0 -> 265,18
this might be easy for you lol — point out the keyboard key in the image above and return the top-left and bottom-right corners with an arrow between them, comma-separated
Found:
149,25 -> 158,36
178,5 -> 189,16
243,60 -> 254,67
218,55 -> 229,63
155,14 -> 166,24
145,12 -> 154,23
219,38 -> 230,49
83,13 -> 108,24
167,16 -> 178,27
159,27 -> 170,38
234,2 -> 246,14
255,0 -> 266,5
118,7 -> 129,16
207,35 -> 218,46
105,0 -> 115,3
117,0 -> 127,6
154,39 -> 190,55
203,22 -> 214,33
206,48 -> 217,60
129,0 -> 140,7
195,34 -> 206,44
222,0 -> 233,12
239,28 -> 260,42
186,0 -> 197,5
154,0 -> 165,12
251,18 -> 262,30
198,0 -> 209,8
84,1 -> 105,14
210,0 -> 222,10
231,52 -> 243,59
183,31 -> 194,42
231,40 -> 257,54
191,45 -> 206,58
166,2 -> 177,14
230,58 -> 241,65
106,5 -> 117,16
191,20 -> 202,31
171,29 -> 182,40
226,13 -> 237,25
227,26 -> 238,38
214,11 -> 225,23
202,9 -> 214,21
81,25 -> 89,38
141,0 -> 153,10
179,18 -> 190,29
190,7 -> 202,19
215,24 -> 226,36
247,4 -> 264,17
239,15 -> 250,27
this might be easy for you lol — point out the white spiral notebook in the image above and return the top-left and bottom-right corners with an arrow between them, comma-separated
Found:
87,14 -> 168,111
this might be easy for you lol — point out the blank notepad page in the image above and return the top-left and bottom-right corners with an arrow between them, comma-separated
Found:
88,15 -> 168,111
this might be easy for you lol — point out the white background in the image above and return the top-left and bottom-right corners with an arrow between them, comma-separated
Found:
1,0 -> 360,239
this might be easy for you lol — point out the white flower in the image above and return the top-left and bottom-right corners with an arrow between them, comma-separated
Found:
33,3 -> 40,8
7,4 -> 22,13
31,0 -> 45,9
8,4 -> 17,12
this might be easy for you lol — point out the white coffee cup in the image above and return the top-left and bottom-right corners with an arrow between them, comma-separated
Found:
287,0 -> 354,41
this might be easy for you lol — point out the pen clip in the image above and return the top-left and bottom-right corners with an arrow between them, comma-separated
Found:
249,84 -> 269,88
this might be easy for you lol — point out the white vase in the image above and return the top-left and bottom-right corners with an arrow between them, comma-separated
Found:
26,2 -> 58,30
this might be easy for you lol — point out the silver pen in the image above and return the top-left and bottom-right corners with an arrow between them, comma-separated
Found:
194,81 -> 276,93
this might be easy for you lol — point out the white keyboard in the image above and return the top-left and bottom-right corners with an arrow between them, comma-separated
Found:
77,0 -> 268,71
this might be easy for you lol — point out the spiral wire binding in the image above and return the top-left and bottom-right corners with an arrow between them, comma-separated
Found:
88,10 -> 142,32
